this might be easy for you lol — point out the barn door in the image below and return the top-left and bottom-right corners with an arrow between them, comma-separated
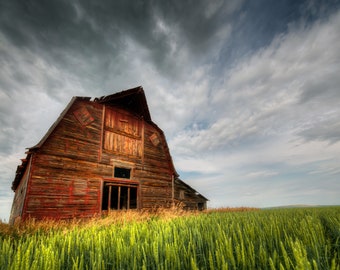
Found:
102,182 -> 138,210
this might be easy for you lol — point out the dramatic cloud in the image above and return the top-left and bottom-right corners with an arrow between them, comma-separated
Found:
1,0 -> 340,221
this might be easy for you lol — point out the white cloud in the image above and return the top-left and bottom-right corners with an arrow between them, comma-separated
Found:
171,8 -> 340,157
0,197 -> 12,223
0,153 -> 19,222
167,10 -> 340,209
1,2 -> 340,220
244,170 -> 279,179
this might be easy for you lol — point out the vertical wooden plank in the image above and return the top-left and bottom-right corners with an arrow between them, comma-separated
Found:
138,184 -> 141,209
98,104 -> 105,162
127,187 -> 130,210
117,186 -> 121,210
22,153 -> 35,221
141,118 -> 145,168
99,180 -> 103,213
172,174 -> 175,208
108,185 -> 111,212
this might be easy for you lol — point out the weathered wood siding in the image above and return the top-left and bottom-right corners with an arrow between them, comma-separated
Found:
9,88 -> 208,223
10,159 -> 31,223
140,122 -> 172,208
101,107 -> 143,163
101,106 -> 173,209
175,179 -> 207,210
20,99 -> 174,220
22,100 -> 105,220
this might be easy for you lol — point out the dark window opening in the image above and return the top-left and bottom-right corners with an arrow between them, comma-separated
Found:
198,202 -> 205,211
102,183 -> 137,210
114,167 -> 131,179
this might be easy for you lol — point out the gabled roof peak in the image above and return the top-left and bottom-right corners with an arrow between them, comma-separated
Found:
12,86 -> 153,190
94,86 -> 151,121
29,86 -> 151,152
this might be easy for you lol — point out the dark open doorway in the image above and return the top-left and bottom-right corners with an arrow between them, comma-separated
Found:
102,182 -> 138,210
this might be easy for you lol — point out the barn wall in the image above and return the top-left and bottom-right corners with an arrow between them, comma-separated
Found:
100,107 -> 143,165
21,100 -> 174,220
9,157 -> 32,224
23,154 -> 104,220
175,180 -> 207,210
101,106 -> 173,209
22,100 -> 106,220
140,122 -> 172,208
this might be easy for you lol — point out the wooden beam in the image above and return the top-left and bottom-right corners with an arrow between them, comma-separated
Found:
98,104 -> 105,162
127,187 -> 130,210
117,186 -> 121,210
108,186 -> 112,212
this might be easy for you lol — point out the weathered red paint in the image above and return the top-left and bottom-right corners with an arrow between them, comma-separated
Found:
9,87 -> 208,224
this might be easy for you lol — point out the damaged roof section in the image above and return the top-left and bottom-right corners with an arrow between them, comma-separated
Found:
94,86 -> 151,121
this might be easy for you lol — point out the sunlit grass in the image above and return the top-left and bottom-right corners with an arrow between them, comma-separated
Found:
1,206 -> 339,269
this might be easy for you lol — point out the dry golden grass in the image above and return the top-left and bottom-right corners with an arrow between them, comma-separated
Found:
0,206 -> 196,236
0,206 -> 260,237
0,220 -> 11,235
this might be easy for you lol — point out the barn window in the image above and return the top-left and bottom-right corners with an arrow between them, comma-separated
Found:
179,190 -> 185,199
103,108 -> 142,157
149,133 -> 160,146
198,202 -> 205,211
73,106 -> 94,126
114,167 -> 131,179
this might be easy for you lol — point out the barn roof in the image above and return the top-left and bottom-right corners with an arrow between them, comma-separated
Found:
94,86 -> 151,121
29,96 -> 89,150
175,178 -> 209,202
30,86 -> 149,151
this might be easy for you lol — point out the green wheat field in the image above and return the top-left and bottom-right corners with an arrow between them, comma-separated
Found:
1,207 -> 339,269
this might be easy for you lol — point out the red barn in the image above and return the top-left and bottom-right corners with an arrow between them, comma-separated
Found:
9,87 -> 207,224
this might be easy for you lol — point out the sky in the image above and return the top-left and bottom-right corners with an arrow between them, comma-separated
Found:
1,0 -> 340,222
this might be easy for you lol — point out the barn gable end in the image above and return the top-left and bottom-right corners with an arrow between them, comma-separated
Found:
9,86 -> 207,224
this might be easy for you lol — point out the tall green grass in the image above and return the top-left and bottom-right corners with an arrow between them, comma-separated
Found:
0,207 -> 339,269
